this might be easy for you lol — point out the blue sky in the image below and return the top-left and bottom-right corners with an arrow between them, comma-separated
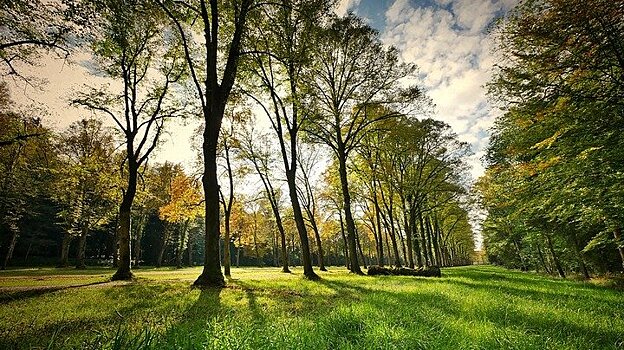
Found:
338,0 -> 518,179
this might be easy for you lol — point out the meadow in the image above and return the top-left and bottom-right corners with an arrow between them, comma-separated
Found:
1,265 -> 623,349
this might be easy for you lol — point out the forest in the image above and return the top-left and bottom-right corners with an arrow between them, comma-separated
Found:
1,0 -> 623,349
0,0 -> 475,281
476,0 -> 624,278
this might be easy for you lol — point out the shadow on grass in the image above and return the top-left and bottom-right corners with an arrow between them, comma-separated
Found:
0,280 -> 120,304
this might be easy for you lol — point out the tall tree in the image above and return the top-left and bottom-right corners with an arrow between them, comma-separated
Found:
157,0 -> 254,288
0,84 -> 55,269
297,144 -> 327,271
242,0 -> 337,280
55,118 -> 118,268
238,122 -> 290,273
74,0 -> 186,280
304,15 -> 423,273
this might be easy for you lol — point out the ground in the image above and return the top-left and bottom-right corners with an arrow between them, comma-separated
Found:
0,265 -> 623,349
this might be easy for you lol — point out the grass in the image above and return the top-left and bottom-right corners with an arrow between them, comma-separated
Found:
1,265 -> 623,349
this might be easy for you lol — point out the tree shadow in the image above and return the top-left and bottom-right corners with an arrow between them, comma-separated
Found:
0,280 -> 123,304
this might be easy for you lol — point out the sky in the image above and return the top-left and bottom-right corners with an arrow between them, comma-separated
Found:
338,0 -> 518,179
10,0 -> 518,180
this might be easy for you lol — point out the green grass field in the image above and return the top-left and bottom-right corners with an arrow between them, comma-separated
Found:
1,265 -> 623,349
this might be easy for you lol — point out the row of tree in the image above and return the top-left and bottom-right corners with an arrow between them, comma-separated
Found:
477,0 -> 624,277
1,0 -> 476,286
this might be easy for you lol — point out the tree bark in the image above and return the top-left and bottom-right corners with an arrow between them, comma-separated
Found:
194,117 -> 225,287
356,230 -> 367,269
379,185 -> 401,267
59,232 -> 72,267
177,219 -> 190,268
2,229 -> 18,270
223,210 -> 232,276
338,211 -> 349,269
403,196 -> 414,268
614,227 -> 624,272
337,150 -> 362,274
409,200 -> 423,267
536,242 -> 551,274
425,216 -> 437,266
285,169 -> 317,278
545,233 -> 565,278
112,158 -> 138,281
418,209 -> 430,266
76,225 -> 89,269
310,219 -> 327,271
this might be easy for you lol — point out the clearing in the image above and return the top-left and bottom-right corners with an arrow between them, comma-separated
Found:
0,265 -> 623,349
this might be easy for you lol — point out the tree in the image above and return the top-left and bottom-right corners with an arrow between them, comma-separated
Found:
481,0 -> 624,274
0,83 -> 55,269
242,0 -> 337,280
297,144 -> 327,271
74,0 -> 186,280
237,121 -> 290,273
159,168 -> 203,268
0,0 -> 76,83
157,0 -> 255,288
217,105 -> 248,277
304,15 -> 423,273
54,118 -> 118,268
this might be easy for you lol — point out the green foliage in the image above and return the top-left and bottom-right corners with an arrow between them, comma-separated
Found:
53,119 -> 119,240
479,0 -> 624,274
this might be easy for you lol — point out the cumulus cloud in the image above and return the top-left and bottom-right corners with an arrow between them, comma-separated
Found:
383,0 -> 518,181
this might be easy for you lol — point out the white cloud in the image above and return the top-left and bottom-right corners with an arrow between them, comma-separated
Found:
335,0 -> 362,16
383,0 -> 519,181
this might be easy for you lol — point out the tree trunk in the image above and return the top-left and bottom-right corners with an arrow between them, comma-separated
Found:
536,242 -> 551,274
356,230 -> 367,269
403,197 -> 414,268
276,210 -> 290,273
379,186 -> 401,267
397,221 -> 408,266
134,215 -> 145,268
425,216 -> 438,266
310,217 -> 327,271
194,125 -> 225,288
432,216 -> 442,267
76,225 -> 89,269
373,187 -> 385,266
545,234 -> 565,278
112,159 -> 138,281
285,169 -> 317,278
257,172 -> 289,272
338,211 -> 349,269
614,227 -> 624,272
187,230 -> 193,266
1,229 -> 18,270
157,223 -> 170,268
236,234 -> 241,268
177,219 -> 190,268
59,232 -> 72,267
223,210 -> 232,276
337,151 -> 362,274
409,200 -> 423,267
418,209 -> 430,266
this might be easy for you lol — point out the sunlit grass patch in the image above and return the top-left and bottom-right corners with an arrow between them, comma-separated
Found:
1,265 -> 623,349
